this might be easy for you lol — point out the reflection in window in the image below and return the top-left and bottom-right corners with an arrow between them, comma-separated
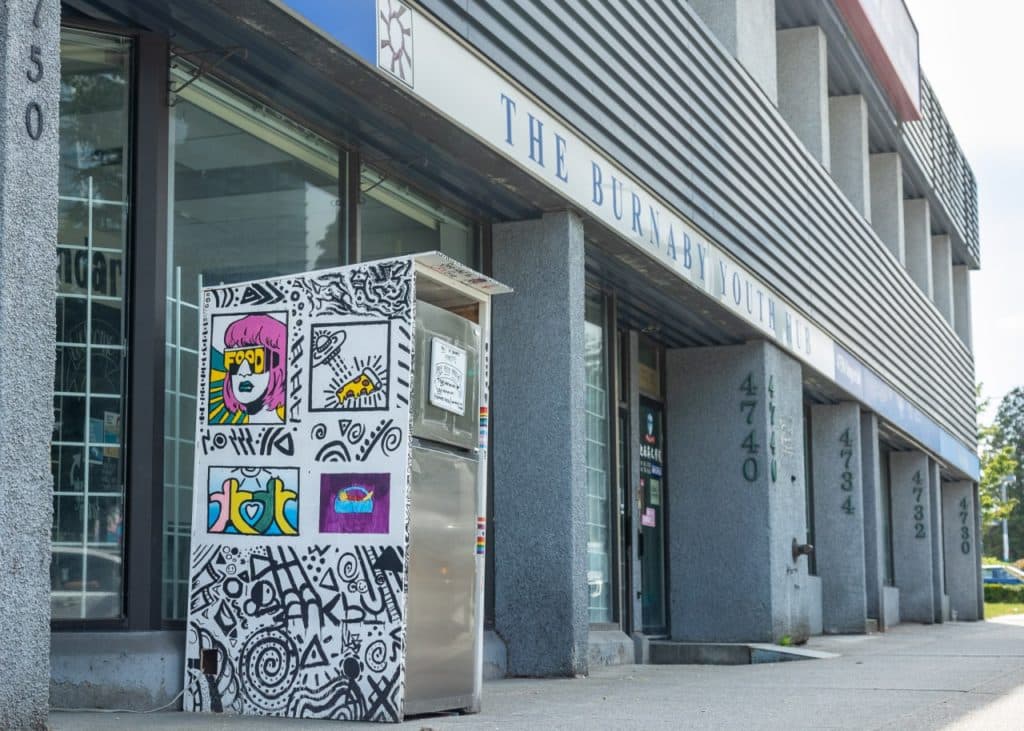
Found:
162,68 -> 342,619
360,167 -> 475,266
585,290 -> 613,623
52,30 -> 132,620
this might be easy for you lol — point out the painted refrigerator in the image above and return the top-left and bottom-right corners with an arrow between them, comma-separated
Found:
183,253 -> 508,722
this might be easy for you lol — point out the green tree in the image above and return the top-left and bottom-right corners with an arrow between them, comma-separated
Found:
981,387 -> 1022,557
995,387 -> 1024,486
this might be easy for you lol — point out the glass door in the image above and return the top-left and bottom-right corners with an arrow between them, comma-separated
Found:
638,398 -> 667,634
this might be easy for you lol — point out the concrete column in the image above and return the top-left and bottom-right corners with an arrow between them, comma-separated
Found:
828,95 -> 871,220
777,27 -> 830,169
810,403 -> 867,633
929,461 -> 947,622
860,413 -> 888,627
689,0 -> 778,103
890,452 -> 935,623
953,265 -> 973,348
904,199 -> 933,299
666,341 -> 810,643
492,212 -> 588,676
0,1 -> 59,729
869,153 -> 904,262
942,481 -> 981,621
931,235 -> 954,324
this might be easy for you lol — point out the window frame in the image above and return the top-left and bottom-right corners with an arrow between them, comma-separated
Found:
583,283 -> 623,629
52,20 -> 146,632
159,60 -> 349,625
356,163 -> 482,269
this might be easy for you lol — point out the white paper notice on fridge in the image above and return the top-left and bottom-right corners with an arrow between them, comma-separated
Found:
429,337 -> 467,415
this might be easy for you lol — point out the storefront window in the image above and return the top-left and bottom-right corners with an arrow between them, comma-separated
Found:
360,167 -> 475,265
162,68 -> 342,619
585,290 -> 613,623
51,30 -> 132,620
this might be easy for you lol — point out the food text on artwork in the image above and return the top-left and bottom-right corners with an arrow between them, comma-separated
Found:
208,312 -> 289,425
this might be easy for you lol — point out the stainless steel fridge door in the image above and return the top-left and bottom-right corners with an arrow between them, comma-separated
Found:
404,444 -> 479,715
412,300 -> 480,451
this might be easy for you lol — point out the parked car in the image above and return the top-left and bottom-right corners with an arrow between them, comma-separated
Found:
981,564 -> 1024,586
50,545 -> 122,619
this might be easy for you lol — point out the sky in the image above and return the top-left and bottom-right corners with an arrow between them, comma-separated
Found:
903,0 -> 1024,420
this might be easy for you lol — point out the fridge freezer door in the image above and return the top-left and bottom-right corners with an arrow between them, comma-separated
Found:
411,300 -> 480,451
403,444 -> 479,715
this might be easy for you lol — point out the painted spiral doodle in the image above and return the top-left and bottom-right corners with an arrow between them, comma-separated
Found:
338,551 -> 361,584
380,425 -> 403,455
347,422 -> 366,443
240,628 -> 300,711
365,639 -> 388,673
310,423 -> 328,440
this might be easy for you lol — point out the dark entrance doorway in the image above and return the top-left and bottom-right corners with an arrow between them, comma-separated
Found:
638,398 -> 667,634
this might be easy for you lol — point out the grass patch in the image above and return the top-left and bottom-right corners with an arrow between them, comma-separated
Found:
985,602 -> 1024,619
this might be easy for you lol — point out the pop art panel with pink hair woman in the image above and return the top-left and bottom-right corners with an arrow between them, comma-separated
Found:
207,312 -> 287,424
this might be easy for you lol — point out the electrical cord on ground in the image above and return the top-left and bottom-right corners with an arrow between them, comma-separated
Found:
51,688 -> 185,714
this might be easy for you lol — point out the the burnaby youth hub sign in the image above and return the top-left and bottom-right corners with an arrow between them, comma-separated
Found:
275,0 -> 978,479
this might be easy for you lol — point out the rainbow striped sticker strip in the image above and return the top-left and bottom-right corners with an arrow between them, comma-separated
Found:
478,406 -> 489,449
476,516 -> 486,555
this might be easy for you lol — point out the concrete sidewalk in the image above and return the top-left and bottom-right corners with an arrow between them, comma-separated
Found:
51,617 -> 1024,730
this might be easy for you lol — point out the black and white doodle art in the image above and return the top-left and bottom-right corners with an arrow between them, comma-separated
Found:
186,257 -> 415,722
186,543 -> 405,721
288,260 -> 413,321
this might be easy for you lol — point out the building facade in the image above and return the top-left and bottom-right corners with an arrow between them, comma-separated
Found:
0,0 -> 981,724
